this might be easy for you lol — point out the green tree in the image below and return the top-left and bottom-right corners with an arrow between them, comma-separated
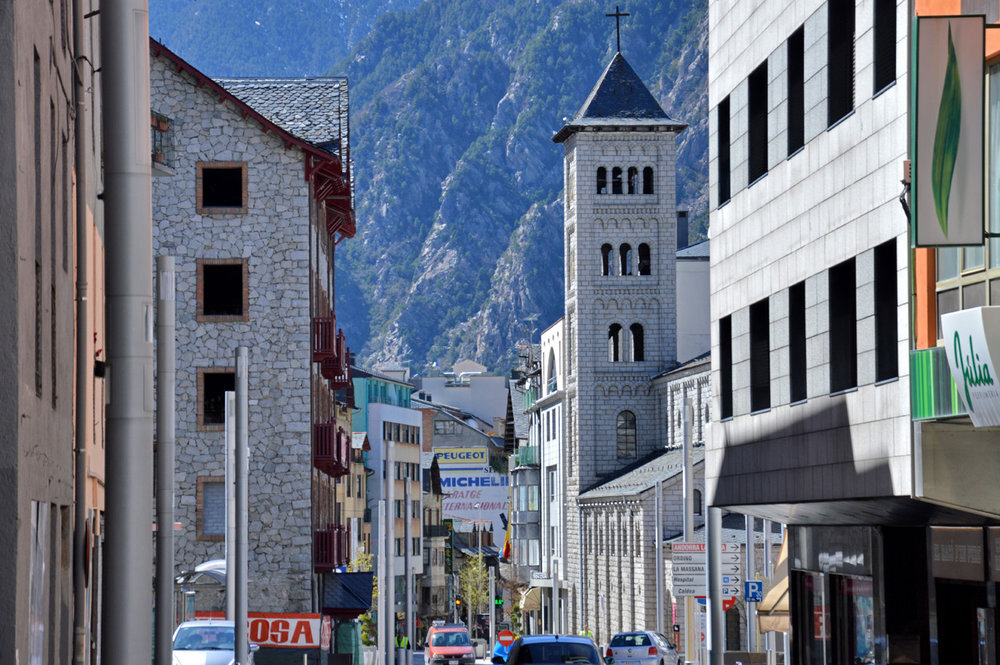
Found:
348,550 -> 379,646
457,554 -> 489,616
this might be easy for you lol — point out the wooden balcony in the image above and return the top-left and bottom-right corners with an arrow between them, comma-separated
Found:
320,331 -> 350,390
314,422 -> 350,478
312,316 -> 338,363
314,523 -> 350,573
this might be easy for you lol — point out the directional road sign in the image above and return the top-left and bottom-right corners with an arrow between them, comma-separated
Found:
721,575 -> 742,586
721,585 -> 742,597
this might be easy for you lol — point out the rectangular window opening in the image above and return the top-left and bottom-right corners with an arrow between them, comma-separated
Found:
788,27 -> 805,155
789,281 -> 807,402
828,0 -> 856,126
717,96 -> 731,205
873,0 -> 896,94
748,61 -> 769,183
829,258 -> 858,392
874,240 -> 898,382
201,370 -> 235,427
199,260 -> 247,319
750,298 -> 770,412
719,315 -> 733,418
202,167 -> 244,208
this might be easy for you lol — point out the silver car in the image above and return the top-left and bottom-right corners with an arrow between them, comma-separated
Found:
172,619 -> 258,665
605,631 -> 679,665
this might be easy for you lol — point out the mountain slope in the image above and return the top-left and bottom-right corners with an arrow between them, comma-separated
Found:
335,0 -> 707,371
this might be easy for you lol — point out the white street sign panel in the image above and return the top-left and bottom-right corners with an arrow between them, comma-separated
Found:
721,575 -> 742,585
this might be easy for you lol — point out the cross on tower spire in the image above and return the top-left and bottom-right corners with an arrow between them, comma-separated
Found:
606,5 -> 630,53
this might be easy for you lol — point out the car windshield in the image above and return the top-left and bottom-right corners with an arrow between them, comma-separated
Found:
432,631 -> 471,647
609,634 -> 651,648
174,625 -> 235,650
517,642 -> 599,664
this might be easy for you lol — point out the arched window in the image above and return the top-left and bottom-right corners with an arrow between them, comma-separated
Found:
617,411 -> 637,458
693,489 -> 703,515
546,349 -> 557,394
601,244 -> 613,276
638,243 -> 651,275
643,166 -> 654,194
619,244 -> 633,276
608,324 -> 624,362
629,323 -> 645,361
611,167 -> 623,194
597,167 -> 607,194
627,167 -> 638,194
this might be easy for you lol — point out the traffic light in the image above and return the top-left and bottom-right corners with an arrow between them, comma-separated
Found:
494,596 -> 503,607
455,597 -> 462,608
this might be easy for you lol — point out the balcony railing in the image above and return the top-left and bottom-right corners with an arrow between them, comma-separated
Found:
312,316 -> 338,363
513,445 -> 539,467
314,523 -> 350,573
522,385 -> 538,411
423,524 -> 450,538
314,422 -> 350,477
320,331 -> 351,390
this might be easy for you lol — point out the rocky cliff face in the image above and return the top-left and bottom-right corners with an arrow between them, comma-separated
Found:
151,0 -> 708,373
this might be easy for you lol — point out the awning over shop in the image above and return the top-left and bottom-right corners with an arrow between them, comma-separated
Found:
322,571 -> 374,620
757,538 -> 789,634
521,586 -> 542,613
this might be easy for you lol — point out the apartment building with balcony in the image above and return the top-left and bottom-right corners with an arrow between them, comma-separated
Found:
150,39 -> 356,614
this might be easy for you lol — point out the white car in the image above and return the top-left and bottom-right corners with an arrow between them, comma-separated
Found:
172,619 -> 259,665
605,631 -> 679,665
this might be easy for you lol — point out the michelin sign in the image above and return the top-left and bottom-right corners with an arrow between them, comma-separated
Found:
435,447 -> 509,539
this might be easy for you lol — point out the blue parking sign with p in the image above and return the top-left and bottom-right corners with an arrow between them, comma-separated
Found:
745,581 -> 764,602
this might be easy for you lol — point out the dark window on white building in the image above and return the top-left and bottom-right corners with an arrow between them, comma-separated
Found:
638,243 -> 651,275
601,244 -> 613,276
643,167 -> 654,194
874,240 -> 898,382
788,26 -> 805,154
789,281 -> 807,403
829,258 -> 858,392
750,298 -> 770,412
828,0 -> 855,126
620,244 -> 633,276
720,315 -> 733,419
612,167 -> 623,194
627,166 -> 638,194
873,0 -> 896,94
748,61 -> 768,183
629,323 -> 645,362
608,324 -> 624,362
597,167 -> 607,194
718,97 -> 731,204
616,411 -> 637,458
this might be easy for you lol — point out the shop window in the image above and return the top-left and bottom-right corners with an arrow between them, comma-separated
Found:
788,26 -> 805,155
874,240 -> 898,382
198,259 -> 248,321
199,368 -> 235,430
829,258 -> 857,392
616,411 -> 637,458
719,315 -> 733,419
789,281 -> 807,402
638,244 -> 651,275
748,61 -> 768,183
750,298 -> 770,412
873,0 -> 895,94
828,0 -> 855,126
717,97 -> 731,204
197,162 -> 247,213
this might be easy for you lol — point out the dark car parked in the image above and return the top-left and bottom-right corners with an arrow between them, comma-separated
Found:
495,635 -> 603,665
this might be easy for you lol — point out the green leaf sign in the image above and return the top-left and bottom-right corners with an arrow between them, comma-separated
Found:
931,24 -> 962,238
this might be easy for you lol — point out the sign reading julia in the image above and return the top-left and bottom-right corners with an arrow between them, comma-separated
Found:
942,307 -> 1000,426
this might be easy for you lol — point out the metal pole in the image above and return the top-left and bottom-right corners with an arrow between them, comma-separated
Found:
745,516 -> 756,653
489,567 -> 496,649
404,483 -> 413,665
762,520 -> 772,655
101,1 -> 154,663
682,398 -> 696,663
155,257 -> 176,665
72,0 -> 90,660
225,392 -> 236,620
377,500 -> 387,665
386,440 -> 396,665
655,480 -> 663,634
706,508 -> 723,665
235,348 -> 249,663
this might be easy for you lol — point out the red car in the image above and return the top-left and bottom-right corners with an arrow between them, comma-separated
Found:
425,622 -> 475,665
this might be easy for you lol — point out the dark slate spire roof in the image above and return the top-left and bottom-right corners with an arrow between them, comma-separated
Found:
553,52 -> 686,143
215,78 -> 349,154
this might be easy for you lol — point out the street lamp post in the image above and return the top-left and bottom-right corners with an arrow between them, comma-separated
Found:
473,502 -> 483,638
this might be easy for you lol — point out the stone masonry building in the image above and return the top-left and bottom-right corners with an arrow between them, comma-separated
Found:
150,39 -> 355,613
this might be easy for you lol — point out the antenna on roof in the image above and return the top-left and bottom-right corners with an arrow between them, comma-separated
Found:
605,5 -> 630,53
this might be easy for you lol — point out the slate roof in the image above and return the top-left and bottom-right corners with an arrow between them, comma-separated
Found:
215,77 -> 349,153
578,446 -> 706,500
677,239 -> 710,260
665,513 -> 785,546
553,52 -> 686,143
